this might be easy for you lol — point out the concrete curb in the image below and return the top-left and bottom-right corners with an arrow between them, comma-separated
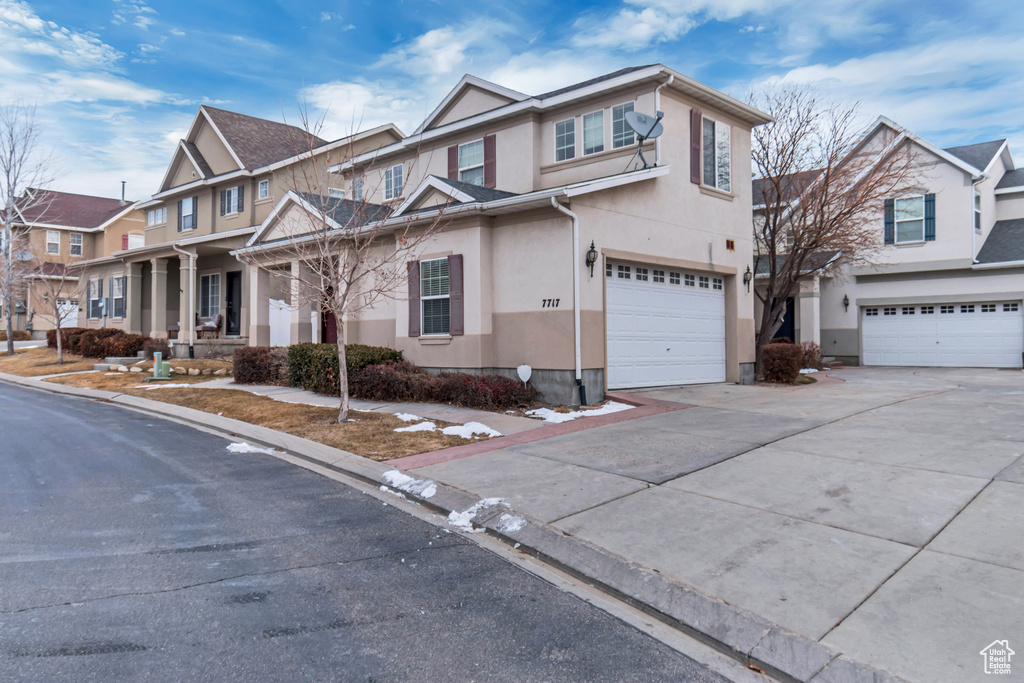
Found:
0,372 -> 908,683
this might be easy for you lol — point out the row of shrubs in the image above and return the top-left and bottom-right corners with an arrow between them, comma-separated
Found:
46,327 -> 169,359
234,343 -> 535,410
762,340 -> 824,383
0,330 -> 32,342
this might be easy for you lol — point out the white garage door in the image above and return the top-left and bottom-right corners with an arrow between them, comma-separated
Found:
606,261 -> 726,389
862,302 -> 1023,367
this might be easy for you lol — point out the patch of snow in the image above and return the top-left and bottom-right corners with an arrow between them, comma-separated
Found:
526,401 -> 634,424
379,485 -> 407,500
441,422 -> 502,438
800,368 -> 819,374
143,383 -> 193,389
104,372 -> 120,376
448,498 -> 506,532
394,421 -> 436,433
382,470 -> 437,499
394,412 -> 422,422
495,513 -> 527,534
226,442 -> 277,455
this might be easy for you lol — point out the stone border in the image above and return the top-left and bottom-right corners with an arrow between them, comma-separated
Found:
0,371 -> 907,683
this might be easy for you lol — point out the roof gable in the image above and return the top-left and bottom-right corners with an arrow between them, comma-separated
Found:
944,139 -> 1006,173
415,75 -> 528,135
201,105 -> 328,170
13,189 -> 131,229
249,191 -> 391,246
393,175 -> 518,217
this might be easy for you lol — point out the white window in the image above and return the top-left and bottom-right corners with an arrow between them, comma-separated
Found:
636,267 -> 648,282
258,179 -> 270,200
981,304 -> 997,313
884,307 -> 896,315
329,188 -> 345,199
865,308 -> 879,316
652,269 -> 665,283
458,139 -> 485,186
384,164 -> 403,200
352,177 -> 364,201
178,196 -> 197,231
974,189 -> 982,232
902,307 -> 915,315
699,276 -> 709,288
110,276 -> 126,318
961,304 -> 975,313
669,272 -> 680,285
70,232 -> 83,256
612,102 -> 634,149
220,185 -> 244,215
895,196 -> 925,243
617,264 -> 630,279
684,274 -> 695,286
1005,303 -> 1020,312
128,234 -> 145,249
420,258 -> 449,335
940,305 -> 954,314
87,278 -> 103,319
583,111 -> 604,155
46,230 -> 60,254
200,273 -> 221,318
921,306 -> 935,314
712,278 -> 723,290
147,207 -> 167,226
702,117 -> 731,192
555,118 -> 575,162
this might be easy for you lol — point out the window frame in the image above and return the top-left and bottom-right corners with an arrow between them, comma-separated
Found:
178,196 -> 198,232
69,232 -> 83,256
384,164 -> 404,201
974,189 -> 982,233
110,275 -> 126,319
457,139 -> 485,186
46,230 -> 60,255
220,185 -> 243,216
611,102 -> 635,149
87,278 -> 103,319
554,118 -> 576,163
582,110 -> 605,156
419,257 -> 450,336
894,195 -> 926,244
258,179 -> 270,200
127,234 -> 145,250
147,207 -> 167,226
701,116 -> 732,192
352,177 -> 364,201
200,272 -> 221,319
328,188 -> 345,199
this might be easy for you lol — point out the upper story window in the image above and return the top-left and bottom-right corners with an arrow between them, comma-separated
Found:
70,232 -> 83,256
46,230 -> 60,254
895,196 -> 925,243
329,188 -> 345,199
178,196 -> 197,232
420,257 -> 450,335
352,177 -> 364,201
128,234 -> 145,249
583,111 -> 604,155
974,189 -> 982,232
458,140 -> 485,186
220,185 -> 244,216
702,117 -> 731,192
258,179 -> 270,200
612,103 -> 635,149
555,118 -> 575,162
384,164 -> 403,200
147,207 -> 167,226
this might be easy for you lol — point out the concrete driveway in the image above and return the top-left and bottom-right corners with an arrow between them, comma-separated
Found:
409,368 -> 1024,682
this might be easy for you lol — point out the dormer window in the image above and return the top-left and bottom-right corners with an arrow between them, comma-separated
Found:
555,118 -> 575,162
458,140 -> 485,186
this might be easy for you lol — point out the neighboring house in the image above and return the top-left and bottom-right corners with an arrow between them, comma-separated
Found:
0,189 -> 140,337
75,105 -> 402,351
237,64 -> 771,403
755,116 -> 1024,368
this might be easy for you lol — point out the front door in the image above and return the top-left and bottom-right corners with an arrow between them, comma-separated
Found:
226,271 -> 242,336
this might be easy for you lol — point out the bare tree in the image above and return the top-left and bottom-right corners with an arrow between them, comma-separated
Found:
750,86 -> 918,368
26,253 -> 80,364
1,104 -> 57,355
237,109 -> 447,422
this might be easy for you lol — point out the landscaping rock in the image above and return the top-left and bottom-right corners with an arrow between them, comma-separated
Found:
117,365 -> 129,372
201,369 -> 212,376
129,366 -> 143,373
187,368 -> 201,376
213,368 -> 227,376
173,367 -> 186,374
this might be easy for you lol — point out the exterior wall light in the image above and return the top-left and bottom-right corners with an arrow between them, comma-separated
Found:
843,294 -> 850,311
585,241 -> 598,278
743,265 -> 753,292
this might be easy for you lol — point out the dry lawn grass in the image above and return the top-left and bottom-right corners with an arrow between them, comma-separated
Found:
0,347 -> 96,376
44,371 -> 218,391
123,388 -> 471,460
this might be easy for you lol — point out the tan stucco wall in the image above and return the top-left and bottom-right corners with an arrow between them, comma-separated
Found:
194,118 -> 240,176
434,86 -> 517,128
100,211 -> 146,256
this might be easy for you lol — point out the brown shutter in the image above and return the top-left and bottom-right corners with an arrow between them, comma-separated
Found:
448,254 -> 464,336
121,234 -> 129,250
690,108 -> 703,185
447,145 -> 458,180
408,260 -> 421,337
483,135 -> 496,188
237,184 -> 244,211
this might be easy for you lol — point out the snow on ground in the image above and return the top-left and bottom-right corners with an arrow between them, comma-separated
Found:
394,421 -> 437,433
527,401 -> 634,424
226,442 -> 278,454
448,498 -> 506,532
394,412 -> 421,422
495,513 -> 527,534
382,470 -> 437,499
800,368 -> 819,374
378,485 -> 407,500
442,422 -> 502,438
143,383 -> 193,389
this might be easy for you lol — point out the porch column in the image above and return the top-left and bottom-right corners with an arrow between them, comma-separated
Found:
798,277 -> 821,345
150,258 -> 168,338
178,253 -> 194,344
126,262 -> 143,334
249,266 -> 270,346
289,259 -> 312,344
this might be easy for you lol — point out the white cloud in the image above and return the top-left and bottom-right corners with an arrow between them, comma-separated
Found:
1,0 -> 121,68
485,51 -> 621,97
377,19 -> 516,81
302,80 -> 428,139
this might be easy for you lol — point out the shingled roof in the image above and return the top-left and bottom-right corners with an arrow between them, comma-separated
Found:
297,193 -> 392,228
754,251 -> 841,277
996,168 -> 1024,190
536,65 -> 658,100
202,106 -> 329,170
427,175 -> 519,202
752,169 -> 822,207
975,218 -> 1024,264
943,139 -> 1005,172
182,140 -> 214,177
12,189 -> 131,229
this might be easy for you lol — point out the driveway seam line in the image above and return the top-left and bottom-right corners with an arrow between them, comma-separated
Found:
545,483 -> 654,526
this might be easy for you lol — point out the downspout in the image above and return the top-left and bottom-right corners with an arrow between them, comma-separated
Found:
551,196 -> 586,406
970,176 -> 985,263
171,244 -> 196,358
654,73 -> 674,167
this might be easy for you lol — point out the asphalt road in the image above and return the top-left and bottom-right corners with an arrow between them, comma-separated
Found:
0,383 -> 725,682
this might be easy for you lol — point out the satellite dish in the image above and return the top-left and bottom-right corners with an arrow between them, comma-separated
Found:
623,110 -> 665,171
13,250 -> 33,262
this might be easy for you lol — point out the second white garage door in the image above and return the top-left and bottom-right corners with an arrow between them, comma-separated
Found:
862,302 -> 1023,367
606,260 -> 726,389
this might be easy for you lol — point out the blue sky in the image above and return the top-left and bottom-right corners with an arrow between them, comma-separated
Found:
2,0 -> 1022,199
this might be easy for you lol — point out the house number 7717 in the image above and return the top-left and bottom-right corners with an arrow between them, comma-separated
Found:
541,299 -> 560,308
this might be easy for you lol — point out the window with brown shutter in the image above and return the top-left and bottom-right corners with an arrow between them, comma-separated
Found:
122,234 -> 129,250
408,260 -> 421,337
483,135 -> 496,188
690,108 -> 702,184
447,145 -> 458,181
448,254 -> 464,335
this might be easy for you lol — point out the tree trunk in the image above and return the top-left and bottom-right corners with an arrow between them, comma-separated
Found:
754,295 -> 790,374
55,318 -> 63,365
335,317 -> 349,423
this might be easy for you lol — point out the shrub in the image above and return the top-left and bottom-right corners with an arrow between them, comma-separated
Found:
432,371 -> 535,409
800,341 -> 823,370
143,338 -> 172,360
762,343 -> 802,383
103,333 -> 150,358
344,343 -> 404,371
78,329 -> 127,358
288,343 -> 403,395
47,327 -> 88,350
771,336 -> 793,344
349,361 -> 434,402
0,330 -> 31,342
234,346 -> 290,385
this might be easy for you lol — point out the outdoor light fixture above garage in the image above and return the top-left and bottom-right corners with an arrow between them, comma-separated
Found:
586,241 -> 598,277
843,294 -> 850,311
743,265 -> 752,292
